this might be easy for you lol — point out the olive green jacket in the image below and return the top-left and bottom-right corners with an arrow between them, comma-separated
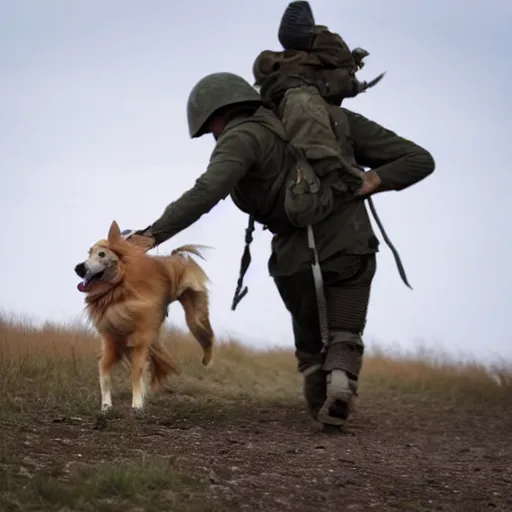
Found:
147,107 -> 435,277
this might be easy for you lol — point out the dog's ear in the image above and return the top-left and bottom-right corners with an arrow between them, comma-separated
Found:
107,220 -> 121,244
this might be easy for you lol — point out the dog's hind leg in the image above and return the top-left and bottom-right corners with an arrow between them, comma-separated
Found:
178,289 -> 215,367
98,335 -> 119,412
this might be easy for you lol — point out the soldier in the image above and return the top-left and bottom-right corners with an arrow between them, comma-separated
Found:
126,71 -> 435,427
252,1 -> 386,196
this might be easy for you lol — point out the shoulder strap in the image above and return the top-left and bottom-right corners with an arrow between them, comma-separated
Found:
229,112 -> 292,311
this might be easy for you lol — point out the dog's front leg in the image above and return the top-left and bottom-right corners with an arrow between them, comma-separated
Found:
128,340 -> 150,411
98,335 -> 118,412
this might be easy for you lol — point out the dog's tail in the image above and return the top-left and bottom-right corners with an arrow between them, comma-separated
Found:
178,288 -> 215,367
148,342 -> 181,391
171,244 -> 211,261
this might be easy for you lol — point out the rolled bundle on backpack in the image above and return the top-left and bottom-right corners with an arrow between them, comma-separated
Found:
278,1 -> 316,51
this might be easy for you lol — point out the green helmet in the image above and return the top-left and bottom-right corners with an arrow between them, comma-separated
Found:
186,72 -> 262,138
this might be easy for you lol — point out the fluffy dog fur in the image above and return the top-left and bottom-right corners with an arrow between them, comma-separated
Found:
74,220 -> 215,412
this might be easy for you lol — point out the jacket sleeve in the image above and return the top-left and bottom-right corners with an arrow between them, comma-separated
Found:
148,129 -> 260,245
344,108 -> 436,192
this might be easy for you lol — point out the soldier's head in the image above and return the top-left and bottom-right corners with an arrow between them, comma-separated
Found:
186,72 -> 262,140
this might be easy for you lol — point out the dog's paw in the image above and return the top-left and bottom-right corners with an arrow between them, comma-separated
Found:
101,403 -> 112,413
130,406 -> 145,419
202,347 -> 214,368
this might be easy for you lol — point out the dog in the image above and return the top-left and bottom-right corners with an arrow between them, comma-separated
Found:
74,220 -> 215,413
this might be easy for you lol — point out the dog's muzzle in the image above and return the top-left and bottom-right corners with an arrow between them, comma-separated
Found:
75,261 -> 106,293
75,262 -> 86,278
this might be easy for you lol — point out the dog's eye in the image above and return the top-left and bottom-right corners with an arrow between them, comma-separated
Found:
98,251 -> 106,258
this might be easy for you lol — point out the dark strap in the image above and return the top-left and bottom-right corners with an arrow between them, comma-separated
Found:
367,196 -> 412,289
231,215 -> 256,310
230,195 -> 411,313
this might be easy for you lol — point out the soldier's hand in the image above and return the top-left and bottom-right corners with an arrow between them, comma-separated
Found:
128,233 -> 155,252
120,229 -> 156,252
355,170 -> 382,197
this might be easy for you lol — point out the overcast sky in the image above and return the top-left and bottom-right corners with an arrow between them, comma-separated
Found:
1,0 -> 511,363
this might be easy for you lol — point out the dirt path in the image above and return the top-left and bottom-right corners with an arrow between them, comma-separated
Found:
2,391 -> 511,511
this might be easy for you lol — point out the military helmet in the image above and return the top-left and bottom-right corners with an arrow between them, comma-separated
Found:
186,72 -> 262,138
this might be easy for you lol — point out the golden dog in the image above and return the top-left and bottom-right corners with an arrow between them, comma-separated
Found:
74,220 -> 214,412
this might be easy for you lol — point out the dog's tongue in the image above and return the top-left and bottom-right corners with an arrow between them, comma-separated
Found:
77,282 -> 87,292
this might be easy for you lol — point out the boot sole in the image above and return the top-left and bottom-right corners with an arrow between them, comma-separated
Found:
316,370 -> 353,426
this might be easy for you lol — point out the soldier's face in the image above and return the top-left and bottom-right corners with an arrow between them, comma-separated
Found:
208,117 -> 227,140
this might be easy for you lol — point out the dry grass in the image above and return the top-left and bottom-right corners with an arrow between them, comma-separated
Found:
0,319 -> 512,420
0,315 -> 301,418
1,315 -> 511,418
360,344 -> 512,403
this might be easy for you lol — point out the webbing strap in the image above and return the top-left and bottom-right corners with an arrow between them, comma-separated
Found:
230,215 -> 256,311
230,197 -> 412,314
367,197 -> 412,289
306,197 -> 412,353
307,224 -> 330,348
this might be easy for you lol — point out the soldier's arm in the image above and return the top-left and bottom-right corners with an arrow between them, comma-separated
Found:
344,109 -> 435,192
147,129 -> 260,246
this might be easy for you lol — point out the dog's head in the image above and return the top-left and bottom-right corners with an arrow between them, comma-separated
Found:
74,220 -> 134,295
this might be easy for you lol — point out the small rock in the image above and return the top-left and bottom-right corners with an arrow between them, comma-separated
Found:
338,478 -> 356,487
208,470 -> 220,484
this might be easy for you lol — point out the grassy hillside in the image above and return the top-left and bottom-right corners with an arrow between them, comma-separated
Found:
1,315 -> 509,414
1,315 -> 511,511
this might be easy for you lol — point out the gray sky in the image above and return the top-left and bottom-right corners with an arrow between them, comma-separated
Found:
1,1 -> 511,363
